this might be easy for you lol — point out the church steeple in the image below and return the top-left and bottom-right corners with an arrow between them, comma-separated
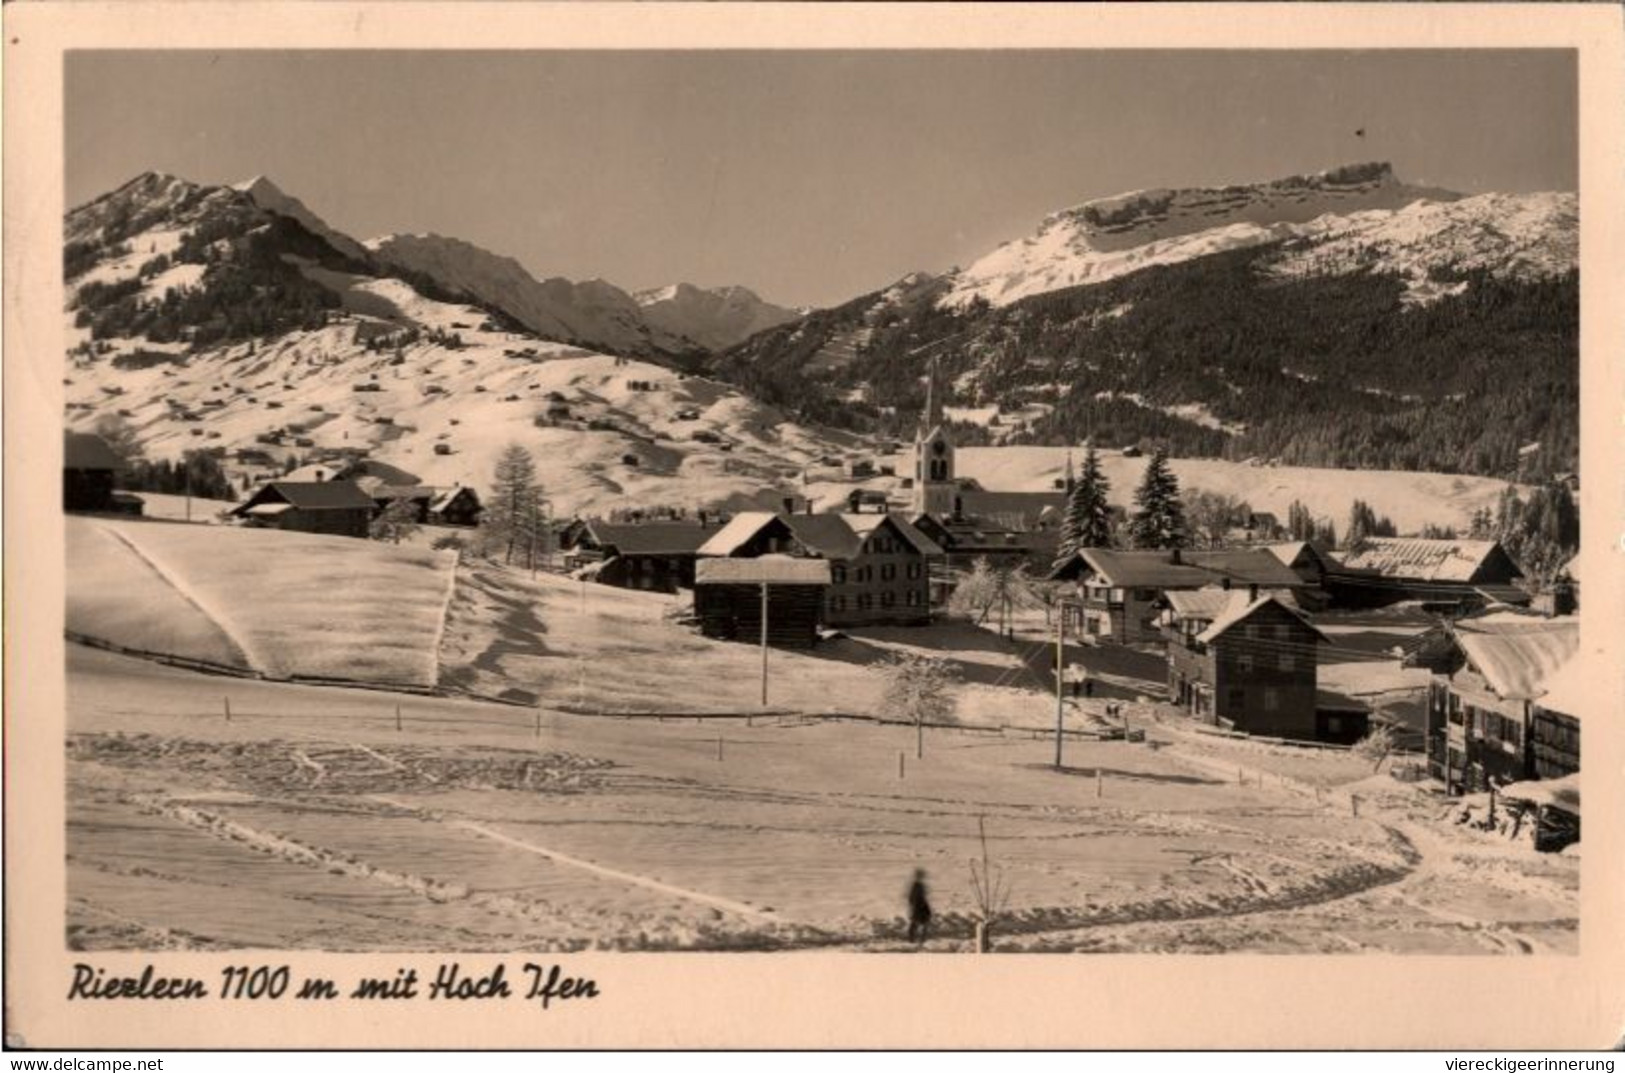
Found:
919,355 -> 944,438
912,355 -> 956,517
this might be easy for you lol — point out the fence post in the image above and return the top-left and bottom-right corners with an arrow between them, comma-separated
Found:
898,751 -> 905,780
1096,768 -> 1103,798
716,735 -> 723,762
224,697 -> 231,723
1350,794 -> 1360,818
396,703 -> 402,732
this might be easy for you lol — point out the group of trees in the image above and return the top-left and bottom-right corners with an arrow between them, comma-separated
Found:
94,416 -> 236,501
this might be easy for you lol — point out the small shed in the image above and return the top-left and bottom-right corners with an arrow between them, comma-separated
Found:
694,555 -> 831,648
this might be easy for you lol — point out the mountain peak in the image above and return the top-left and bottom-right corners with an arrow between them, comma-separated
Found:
943,160 -> 1472,309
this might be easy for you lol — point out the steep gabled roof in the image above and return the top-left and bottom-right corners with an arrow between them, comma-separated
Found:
1196,593 -> 1329,646
698,512 -> 783,557
64,432 -> 123,471
784,513 -> 865,560
956,490 -> 1066,530
841,512 -> 945,557
1338,537 -> 1521,583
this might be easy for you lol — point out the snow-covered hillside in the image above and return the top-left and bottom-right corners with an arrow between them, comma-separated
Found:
63,173 -> 860,517
941,162 -> 1575,309
634,283 -> 798,351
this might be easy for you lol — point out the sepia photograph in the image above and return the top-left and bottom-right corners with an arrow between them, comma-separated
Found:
8,1 -> 1625,1052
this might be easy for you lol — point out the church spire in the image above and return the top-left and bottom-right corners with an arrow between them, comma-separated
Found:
920,355 -> 944,437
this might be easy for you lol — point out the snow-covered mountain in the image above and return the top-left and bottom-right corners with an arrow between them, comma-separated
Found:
634,283 -> 798,352
62,173 -> 858,517
366,233 -> 681,357
234,175 -> 372,263
940,162 -> 1574,308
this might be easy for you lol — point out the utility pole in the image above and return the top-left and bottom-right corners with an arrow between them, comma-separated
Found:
1054,599 -> 1067,769
759,581 -> 770,707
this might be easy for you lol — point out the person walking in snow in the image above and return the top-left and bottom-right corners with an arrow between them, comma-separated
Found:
906,868 -> 933,944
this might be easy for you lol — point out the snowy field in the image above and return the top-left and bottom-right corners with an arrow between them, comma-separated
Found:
66,516 -> 456,687
62,525 -> 1573,954
66,644 -> 1576,953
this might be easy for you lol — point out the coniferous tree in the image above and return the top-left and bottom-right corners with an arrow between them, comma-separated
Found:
1127,448 -> 1187,550
1054,444 -> 1113,569
483,443 -> 546,565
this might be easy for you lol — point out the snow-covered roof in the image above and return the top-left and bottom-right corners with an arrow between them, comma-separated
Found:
697,512 -> 780,557
1533,648 -> 1601,720
1338,537 -> 1519,583
696,555 -> 831,586
1164,587 -> 1238,621
1195,594 -> 1328,646
1454,617 -> 1579,702
1498,772 -> 1579,812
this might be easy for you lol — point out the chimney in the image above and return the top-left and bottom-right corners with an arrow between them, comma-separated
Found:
782,496 -> 795,516
1221,576 -> 1231,591
1170,547 -> 1182,565
1248,583 -> 1259,603
806,498 -> 814,515
698,509 -> 708,527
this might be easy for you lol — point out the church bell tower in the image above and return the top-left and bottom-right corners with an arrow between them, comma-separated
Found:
913,356 -> 956,517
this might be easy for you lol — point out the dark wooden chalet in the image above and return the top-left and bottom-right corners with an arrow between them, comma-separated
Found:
697,510 -> 941,627
571,520 -> 721,593
1051,547 -> 1306,645
428,486 -> 483,528
1164,590 -> 1347,742
64,432 -> 136,514
230,480 -> 374,538
694,555 -> 831,648
1326,537 -> 1526,611
1420,613 -> 1580,793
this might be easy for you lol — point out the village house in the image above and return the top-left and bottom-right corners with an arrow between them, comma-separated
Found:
1050,547 -> 1307,645
693,555 -> 831,648
566,519 -> 721,593
1327,537 -> 1527,611
230,480 -> 375,538
64,431 -> 142,515
697,509 -> 941,628
427,486 -> 483,528
1163,588 -> 1352,742
1418,612 -> 1579,794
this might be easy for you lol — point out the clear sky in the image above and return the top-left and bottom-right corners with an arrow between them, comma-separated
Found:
66,50 -> 1576,308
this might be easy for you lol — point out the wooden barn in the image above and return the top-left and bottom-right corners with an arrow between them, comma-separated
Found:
694,555 -> 831,648
63,431 -> 132,514
230,480 -> 374,539
1164,589 -> 1344,742
1326,537 -> 1526,611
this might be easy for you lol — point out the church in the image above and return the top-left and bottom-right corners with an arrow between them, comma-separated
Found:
906,358 -> 1072,575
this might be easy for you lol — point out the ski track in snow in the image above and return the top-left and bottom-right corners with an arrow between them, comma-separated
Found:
94,521 -> 267,673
